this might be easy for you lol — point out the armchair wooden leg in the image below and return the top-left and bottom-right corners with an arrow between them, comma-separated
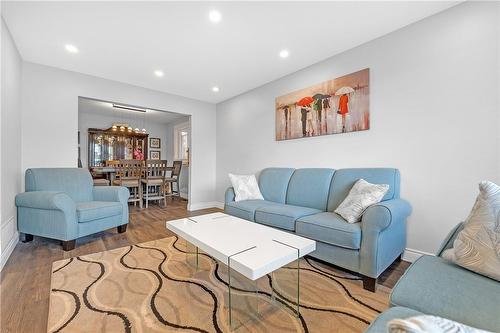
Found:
362,276 -> 377,292
117,224 -> 127,233
21,233 -> 34,243
395,254 -> 403,262
62,240 -> 76,251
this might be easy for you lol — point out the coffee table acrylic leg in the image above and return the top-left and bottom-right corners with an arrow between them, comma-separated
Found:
271,245 -> 301,317
183,239 -> 199,270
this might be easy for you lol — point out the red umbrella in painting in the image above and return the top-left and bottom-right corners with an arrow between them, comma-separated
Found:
296,96 -> 314,106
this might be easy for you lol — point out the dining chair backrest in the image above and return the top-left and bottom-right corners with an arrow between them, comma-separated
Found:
171,160 -> 182,178
116,160 -> 143,180
105,160 -> 120,167
145,160 -> 168,180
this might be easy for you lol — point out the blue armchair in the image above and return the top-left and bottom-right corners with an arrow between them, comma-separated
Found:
15,168 -> 130,250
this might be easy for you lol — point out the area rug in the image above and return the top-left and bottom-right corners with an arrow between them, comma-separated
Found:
48,237 -> 389,332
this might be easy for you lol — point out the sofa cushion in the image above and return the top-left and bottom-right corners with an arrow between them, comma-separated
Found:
225,199 -> 280,222
258,168 -> 295,203
391,255 -> 500,332
296,212 -> 361,249
364,307 -> 423,333
286,168 -> 335,210
328,168 -> 400,212
76,201 -> 123,223
255,204 -> 321,231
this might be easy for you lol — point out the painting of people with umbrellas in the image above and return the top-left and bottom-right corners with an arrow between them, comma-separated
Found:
275,68 -> 369,140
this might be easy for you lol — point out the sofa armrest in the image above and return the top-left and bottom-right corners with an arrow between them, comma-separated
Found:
436,222 -> 464,257
15,191 -> 76,212
360,199 -> 412,278
362,199 -> 412,232
93,186 -> 129,203
225,187 -> 235,204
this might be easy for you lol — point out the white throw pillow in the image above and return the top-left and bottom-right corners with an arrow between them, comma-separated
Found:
387,315 -> 491,333
443,181 -> 500,281
228,174 -> 264,202
334,179 -> 389,223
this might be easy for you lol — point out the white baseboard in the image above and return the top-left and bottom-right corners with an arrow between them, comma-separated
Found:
402,248 -> 434,262
1,216 -> 19,271
188,201 -> 224,211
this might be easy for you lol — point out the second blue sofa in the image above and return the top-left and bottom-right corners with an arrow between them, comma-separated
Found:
225,167 -> 412,291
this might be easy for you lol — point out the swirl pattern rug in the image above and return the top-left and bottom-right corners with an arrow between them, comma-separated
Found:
48,236 -> 389,332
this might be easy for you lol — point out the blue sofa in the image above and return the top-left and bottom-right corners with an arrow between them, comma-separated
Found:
225,167 -> 412,291
364,223 -> 500,332
15,168 -> 130,250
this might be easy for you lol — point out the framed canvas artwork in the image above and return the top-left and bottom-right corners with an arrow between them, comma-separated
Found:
150,150 -> 160,160
275,68 -> 369,141
150,137 -> 161,149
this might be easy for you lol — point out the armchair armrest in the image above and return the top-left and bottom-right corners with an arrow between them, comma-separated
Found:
15,191 -> 76,212
93,186 -> 129,204
362,199 -> 412,232
225,187 -> 235,204
93,186 -> 130,225
360,199 -> 412,278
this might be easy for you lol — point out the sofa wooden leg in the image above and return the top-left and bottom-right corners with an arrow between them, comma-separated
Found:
62,240 -> 76,251
117,224 -> 127,233
395,254 -> 403,262
21,233 -> 34,243
363,276 -> 377,292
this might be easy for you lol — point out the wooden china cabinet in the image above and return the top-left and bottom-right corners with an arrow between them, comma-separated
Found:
87,127 -> 148,167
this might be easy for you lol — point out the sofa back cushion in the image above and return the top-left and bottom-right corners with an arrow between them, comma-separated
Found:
258,168 -> 295,203
327,168 -> 400,212
286,168 -> 335,211
25,168 -> 93,203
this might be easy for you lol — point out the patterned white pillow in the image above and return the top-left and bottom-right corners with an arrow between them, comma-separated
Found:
443,181 -> 500,281
228,174 -> 264,202
387,315 -> 491,333
334,179 -> 389,223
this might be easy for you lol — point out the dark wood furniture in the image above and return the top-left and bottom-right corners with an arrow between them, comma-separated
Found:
87,127 -> 148,167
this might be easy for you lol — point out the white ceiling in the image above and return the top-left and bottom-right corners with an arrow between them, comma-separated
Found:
78,97 -> 186,125
2,1 -> 457,103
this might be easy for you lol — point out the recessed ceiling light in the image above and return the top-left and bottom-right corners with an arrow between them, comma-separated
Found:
154,70 -> 164,77
212,86 -> 220,93
279,49 -> 289,58
209,10 -> 222,23
65,44 -> 79,54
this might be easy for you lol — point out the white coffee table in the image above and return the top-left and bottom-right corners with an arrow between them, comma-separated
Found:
166,212 -> 316,327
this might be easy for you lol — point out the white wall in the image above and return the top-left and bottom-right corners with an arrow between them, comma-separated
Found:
22,63 -> 217,209
216,2 -> 500,257
1,18 -> 22,269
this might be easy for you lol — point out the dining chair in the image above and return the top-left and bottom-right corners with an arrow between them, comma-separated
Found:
142,160 -> 168,208
113,160 -> 143,209
165,160 -> 182,199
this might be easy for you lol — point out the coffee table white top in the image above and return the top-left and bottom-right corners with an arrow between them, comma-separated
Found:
166,212 -> 316,280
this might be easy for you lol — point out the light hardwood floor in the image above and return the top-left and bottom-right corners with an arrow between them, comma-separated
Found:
0,198 -> 409,333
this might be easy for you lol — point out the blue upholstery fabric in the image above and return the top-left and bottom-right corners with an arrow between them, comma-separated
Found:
25,168 -> 93,203
255,204 -> 321,231
224,167 -> 411,282
296,212 -> 361,249
225,200 -> 280,221
436,222 -> 464,256
258,168 -> 295,203
327,168 -> 400,212
360,199 -> 411,277
286,168 -> 334,210
225,187 -> 236,203
364,307 -> 423,333
77,201 -> 122,223
391,255 -> 500,332
16,168 -> 129,243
